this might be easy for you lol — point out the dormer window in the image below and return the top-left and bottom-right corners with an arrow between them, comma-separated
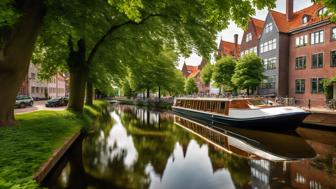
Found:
246,33 -> 252,42
302,15 -> 309,24
317,7 -> 327,16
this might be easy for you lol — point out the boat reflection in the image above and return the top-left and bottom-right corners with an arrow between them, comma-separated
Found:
174,115 -> 316,161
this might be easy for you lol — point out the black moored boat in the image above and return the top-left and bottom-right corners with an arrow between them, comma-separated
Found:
172,98 -> 310,130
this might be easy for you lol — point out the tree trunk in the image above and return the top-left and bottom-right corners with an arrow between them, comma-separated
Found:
247,88 -> 250,95
85,80 -> 93,106
146,88 -> 150,98
67,38 -> 88,113
158,86 -> 161,101
0,1 -> 45,126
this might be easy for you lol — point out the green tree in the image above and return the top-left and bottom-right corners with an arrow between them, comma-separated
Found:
0,0 -> 276,125
313,1 -> 336,21
212,56 -> 236,93
200,63 -> 213,85
232,53 -> 264,95
184,78 -> 198,95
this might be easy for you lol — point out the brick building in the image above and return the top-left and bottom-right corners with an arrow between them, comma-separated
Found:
240,18 -> 264,56
181,59 -> 210,94
18,63 -> 67,99
286,2 -> 336,107
218,34 -> 241,58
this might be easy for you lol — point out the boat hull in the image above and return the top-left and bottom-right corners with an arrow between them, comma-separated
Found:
172,107 -> 309,130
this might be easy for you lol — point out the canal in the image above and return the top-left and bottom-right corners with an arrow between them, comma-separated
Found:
44,104 -> 336,189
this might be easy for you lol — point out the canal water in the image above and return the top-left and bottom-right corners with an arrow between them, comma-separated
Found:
44,104 -> 336,189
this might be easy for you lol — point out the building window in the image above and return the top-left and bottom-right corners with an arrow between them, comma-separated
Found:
312,53 -> 323,68
264,57 -> 277,70
261,75 -> 276,89
295,79 -> 305,94
295,35 -> 308,47
265,23 -> 273,33
302,16 -> 309,24
311,78 -> 324,93
317,7 -> 327,16
311,30 -> 324,44
242,46 -> 257,56
30,73 -> 36,80
331,51 -> 336,67
246,33 -> 252,42
260,39 -> 276,53
332,27 -> 336,40
295,56 -> 306,69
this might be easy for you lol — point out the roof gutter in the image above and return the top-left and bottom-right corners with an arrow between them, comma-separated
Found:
289,20 -> 330,35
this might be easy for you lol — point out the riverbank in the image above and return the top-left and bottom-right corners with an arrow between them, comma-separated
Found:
0,100 -> 107,189
112,98 -> 173,109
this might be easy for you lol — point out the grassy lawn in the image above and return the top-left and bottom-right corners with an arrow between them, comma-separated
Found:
0,100 -> 107,189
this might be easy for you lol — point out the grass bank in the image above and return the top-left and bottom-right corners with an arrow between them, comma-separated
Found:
0,100 -> 107,189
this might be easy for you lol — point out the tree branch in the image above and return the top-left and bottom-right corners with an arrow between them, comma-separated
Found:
86,13 -> 162,65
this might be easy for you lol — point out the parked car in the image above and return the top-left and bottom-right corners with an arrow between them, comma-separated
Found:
15,96 -> 34,108
45,97 -> 68,107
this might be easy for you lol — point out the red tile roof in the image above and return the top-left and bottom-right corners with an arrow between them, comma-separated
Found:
251,18 -> 265,37
270,3 -> 327,33
188,70 -> 200,78
186,65 -> 198,73
218,40 -> 241,57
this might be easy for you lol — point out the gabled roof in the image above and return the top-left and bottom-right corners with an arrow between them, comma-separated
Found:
269,10 -> 289,33
251,18 -> 265,37
269,3 -> 327,33
188,70 -> 200,78
218,40 -> 241,57
288,3 -> 327,31
186,65 -> 198,73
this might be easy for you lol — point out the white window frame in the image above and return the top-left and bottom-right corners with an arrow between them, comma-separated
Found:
246,33 -> 252,42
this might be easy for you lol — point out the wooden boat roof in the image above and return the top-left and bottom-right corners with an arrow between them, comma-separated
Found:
175,97 -> 253,102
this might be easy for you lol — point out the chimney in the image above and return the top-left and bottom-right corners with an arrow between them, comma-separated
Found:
286,0 -> 293,21
234,34 -> 238,58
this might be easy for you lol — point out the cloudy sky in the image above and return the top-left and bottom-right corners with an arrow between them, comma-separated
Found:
178,0 -> 313,68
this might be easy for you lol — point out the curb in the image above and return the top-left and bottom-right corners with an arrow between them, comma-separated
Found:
33,132 -> 81,183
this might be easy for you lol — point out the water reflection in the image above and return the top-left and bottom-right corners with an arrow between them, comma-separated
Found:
44,104 -> 336,189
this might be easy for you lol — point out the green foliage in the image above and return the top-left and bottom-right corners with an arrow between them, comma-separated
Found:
323,77 -> 336,99
314,0 -> 336,22
232,53 -> 264,93
32,0 -> 276,80
200,63 -> 213,85
0,1 -> 19,27
122,77 -> 136,98
0,101 -> 107,188
212,56 -> 236,92
123,47 -> 184,96
184,78 -> 198,94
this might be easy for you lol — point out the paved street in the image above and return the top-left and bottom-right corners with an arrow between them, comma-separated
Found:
14,100 -> 66,114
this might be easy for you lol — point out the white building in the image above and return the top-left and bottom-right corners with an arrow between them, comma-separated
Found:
24,64 -> 67,99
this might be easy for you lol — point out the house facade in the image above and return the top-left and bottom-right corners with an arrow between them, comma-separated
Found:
218,34 -> 241,58
181,59 -> 210,94
288,3 -> 336,107
18,63 -> 67,99
240,18 -> 264,56
258,10 -> 290,96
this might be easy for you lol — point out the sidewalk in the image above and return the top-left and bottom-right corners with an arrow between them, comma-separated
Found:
14,100 -> 66,114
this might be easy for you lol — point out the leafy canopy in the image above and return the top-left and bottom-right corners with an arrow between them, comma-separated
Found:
232,53 -> 265,91
185,78 -> 198,95
200,63 -> 214,85
212,56 -> 236,91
